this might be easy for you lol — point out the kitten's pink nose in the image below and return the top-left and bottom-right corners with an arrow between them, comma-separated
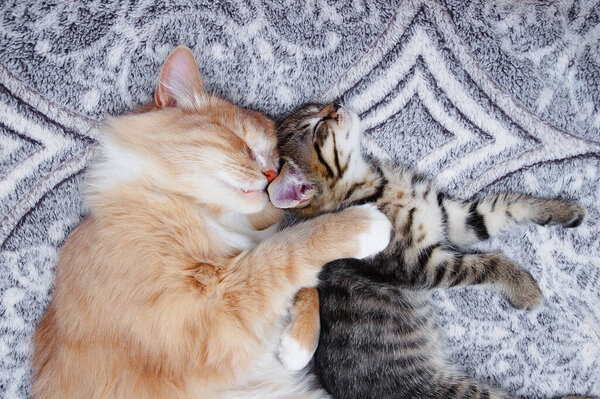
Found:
263,169 -> 278,183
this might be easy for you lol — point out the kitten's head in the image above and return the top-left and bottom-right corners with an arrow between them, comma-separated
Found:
86,46 -> 278,214
268,103 -> 365,217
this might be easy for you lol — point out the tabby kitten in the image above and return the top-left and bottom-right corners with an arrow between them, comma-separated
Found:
32,49 -> 392,399
268,103 -> 590,399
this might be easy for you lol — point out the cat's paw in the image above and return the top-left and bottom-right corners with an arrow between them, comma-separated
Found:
505,269 -> 543,310
278,331 -> 315,371
534,201 -> 586,228
353,204 -> 392,259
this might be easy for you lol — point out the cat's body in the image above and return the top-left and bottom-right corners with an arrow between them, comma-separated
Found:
32,49 -> 392,399
268,103 -> 590,399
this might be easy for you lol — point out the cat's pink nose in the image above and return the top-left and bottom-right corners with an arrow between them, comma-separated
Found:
263,169 -> 278,183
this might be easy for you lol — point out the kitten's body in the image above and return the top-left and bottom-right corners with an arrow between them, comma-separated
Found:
32,49 -> 392,398
269,104 -> 590,399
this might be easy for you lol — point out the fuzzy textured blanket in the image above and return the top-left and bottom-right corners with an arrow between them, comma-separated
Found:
1,1 -> 599,397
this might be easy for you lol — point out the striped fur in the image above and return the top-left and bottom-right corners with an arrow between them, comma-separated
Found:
273,103 -> 589,399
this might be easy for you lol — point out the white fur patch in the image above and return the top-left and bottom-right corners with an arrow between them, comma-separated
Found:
278,333 -> 315,372
355,204 -> 392,259
505,202 -> 532,222
204,216 -> 254,252
204,212 -> 279,253
219,352 -> 329,399
444,200 -> 477,246
485,207 -> 512,236
85,134 -> 150,194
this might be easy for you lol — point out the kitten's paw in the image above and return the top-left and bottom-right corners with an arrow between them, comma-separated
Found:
278,332 -> 315,371
560,203 -> 586,228
505,270 -> 543,310
353,204 -> 392,259
535,201 -> 586,228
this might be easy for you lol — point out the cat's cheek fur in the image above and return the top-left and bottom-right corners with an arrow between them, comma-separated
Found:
181,175 -> 269,214
85,135 -> 152,197
354,204 -> 393,259
217,188 -> 269,214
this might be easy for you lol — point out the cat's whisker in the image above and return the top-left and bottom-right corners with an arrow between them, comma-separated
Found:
155,153 -> 259,179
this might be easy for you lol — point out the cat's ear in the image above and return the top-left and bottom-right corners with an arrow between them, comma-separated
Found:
155,46 -> 205,109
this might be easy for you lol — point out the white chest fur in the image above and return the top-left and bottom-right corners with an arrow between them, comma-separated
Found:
204,212 -> 279,252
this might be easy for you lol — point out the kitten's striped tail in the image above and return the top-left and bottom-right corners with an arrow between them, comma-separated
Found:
438,193 -> 585,246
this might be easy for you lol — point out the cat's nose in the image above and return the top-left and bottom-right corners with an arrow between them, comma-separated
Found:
332,103 -> 341,111
263,169 -> 278,183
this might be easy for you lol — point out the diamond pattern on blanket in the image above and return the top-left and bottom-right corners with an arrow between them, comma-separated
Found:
0,69 -> 96,244
321,2 -> 600,197
1,0 -> 599,397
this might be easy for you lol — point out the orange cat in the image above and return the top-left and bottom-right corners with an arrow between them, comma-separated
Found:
31,46 -> 392,398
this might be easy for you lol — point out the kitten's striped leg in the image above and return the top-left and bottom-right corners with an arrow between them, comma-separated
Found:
434,374 -> 515,399
435,374 -> 597,399
439,193 -> 586,246
407,245 -> 542,309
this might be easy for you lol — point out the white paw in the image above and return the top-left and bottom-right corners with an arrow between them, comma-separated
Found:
278,333 -> 315,372
355,204 -> 392,259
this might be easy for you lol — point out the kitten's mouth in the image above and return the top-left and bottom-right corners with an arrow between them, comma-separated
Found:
318,103 -> 347,127
268,161 -> 315,209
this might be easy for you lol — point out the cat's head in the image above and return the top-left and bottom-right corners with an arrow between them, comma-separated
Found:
268,103 -> 367,217
87,46 -> 279,214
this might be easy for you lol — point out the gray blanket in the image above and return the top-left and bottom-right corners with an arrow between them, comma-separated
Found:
1,1 -> 599,397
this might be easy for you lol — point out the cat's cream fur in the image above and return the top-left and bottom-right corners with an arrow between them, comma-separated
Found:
32,47 -> 392,398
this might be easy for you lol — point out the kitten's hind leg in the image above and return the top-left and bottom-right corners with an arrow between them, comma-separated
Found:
440,193 -> 585,246
433,373 -> 596,399
433,373 -> 515,399
435,374 -> 597,399
410,246 -> 542,310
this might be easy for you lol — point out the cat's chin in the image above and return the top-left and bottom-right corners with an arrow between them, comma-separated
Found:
212,177 -> 269,213
234,191 -> 269,214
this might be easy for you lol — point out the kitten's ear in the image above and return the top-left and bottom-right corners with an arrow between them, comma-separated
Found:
155,46 -> 205,109
268,161 -> 315,209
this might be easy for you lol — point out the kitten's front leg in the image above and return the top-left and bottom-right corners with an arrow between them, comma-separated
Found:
407,246 -> 542,310
278,287 -> 320,371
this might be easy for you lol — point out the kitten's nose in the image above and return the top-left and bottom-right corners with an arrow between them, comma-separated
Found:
319,103 -> 343,117
263,169 -> 278,183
